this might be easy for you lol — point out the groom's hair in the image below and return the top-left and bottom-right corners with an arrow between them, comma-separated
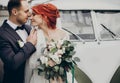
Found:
7,0 -> 24,15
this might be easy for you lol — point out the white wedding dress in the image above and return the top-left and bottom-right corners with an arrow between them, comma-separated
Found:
24,29 -> 77,83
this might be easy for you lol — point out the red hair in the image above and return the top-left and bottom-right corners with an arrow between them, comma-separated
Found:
32,3 -> 60,29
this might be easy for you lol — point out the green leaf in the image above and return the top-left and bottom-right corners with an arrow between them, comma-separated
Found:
65,47 -> 71,52
50,47 -> 58,54
37,65 -> 45,71
69,51 -> 76,56
38,71 -> 45,76
63,40 -> 71,46
65,58 -> 72,62
59,67 -> 64,75
45,71 -> 50,80
54,66 -> 59,72
69,45 -> 74,51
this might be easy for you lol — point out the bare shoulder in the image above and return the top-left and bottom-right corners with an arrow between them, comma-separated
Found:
56,28 -> 69,39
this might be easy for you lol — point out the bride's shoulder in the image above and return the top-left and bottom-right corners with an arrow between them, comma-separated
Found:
57,28 -> 69,34
56,28 -> 69,39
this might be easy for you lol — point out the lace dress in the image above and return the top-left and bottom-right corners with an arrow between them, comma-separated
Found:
24,29 -> 77,83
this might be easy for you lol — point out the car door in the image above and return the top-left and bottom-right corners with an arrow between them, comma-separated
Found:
60,10 -> 120,83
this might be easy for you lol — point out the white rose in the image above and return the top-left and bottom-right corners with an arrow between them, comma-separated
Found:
50,54 -> 61,64
55,50 -> 63,57
40,56 -> 48,65
50,42 -> 56,47
57,40 -> 63,48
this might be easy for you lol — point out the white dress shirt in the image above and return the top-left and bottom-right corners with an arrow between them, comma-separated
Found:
7,20 -> 28,43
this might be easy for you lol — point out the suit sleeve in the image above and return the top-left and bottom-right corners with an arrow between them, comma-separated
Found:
0,36 -> 36,70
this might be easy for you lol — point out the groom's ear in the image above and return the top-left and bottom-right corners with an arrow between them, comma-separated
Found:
12,8 -> 18,16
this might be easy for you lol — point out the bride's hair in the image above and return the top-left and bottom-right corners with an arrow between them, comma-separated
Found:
32,3 -> 60,29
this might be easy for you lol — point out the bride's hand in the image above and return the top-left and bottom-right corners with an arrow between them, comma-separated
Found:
50,77 -> 57,83
48,59 -> 56,67
58,76 -> 63,83
50,77 -> 63,83
27,29 -> 37,46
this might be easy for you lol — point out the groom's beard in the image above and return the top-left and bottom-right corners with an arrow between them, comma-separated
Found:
17,17 -> 28,25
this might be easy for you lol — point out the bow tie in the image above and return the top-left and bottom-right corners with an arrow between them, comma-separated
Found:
15,26 -> 24,31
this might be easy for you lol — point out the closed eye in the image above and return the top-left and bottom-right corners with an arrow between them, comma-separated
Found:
32,13 -> 36,16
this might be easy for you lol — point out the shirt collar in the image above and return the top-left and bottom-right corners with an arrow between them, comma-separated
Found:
6,20 -> 20,30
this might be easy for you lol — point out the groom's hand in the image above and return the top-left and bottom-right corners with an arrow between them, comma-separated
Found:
26,29 -> 37,46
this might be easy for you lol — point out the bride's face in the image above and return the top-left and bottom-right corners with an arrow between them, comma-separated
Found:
30,12 -> 43,26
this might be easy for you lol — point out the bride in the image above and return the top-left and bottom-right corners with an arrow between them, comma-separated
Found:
25,3 -> 77,83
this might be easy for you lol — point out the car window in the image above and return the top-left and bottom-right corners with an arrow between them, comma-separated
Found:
60,10 -> 95,41
96,11 -> 120,40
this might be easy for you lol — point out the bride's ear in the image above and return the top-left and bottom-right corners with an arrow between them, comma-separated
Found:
41,16 -> 47,25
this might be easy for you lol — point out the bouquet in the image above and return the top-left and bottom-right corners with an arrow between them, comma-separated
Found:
37,39 -> 78,82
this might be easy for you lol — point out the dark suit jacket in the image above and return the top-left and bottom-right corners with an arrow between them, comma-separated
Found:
0,20 -> 36,83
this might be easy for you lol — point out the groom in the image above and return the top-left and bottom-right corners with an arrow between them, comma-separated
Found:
0,0 -> 37,83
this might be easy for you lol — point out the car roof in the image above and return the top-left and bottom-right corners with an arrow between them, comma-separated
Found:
31,0 -> 120,10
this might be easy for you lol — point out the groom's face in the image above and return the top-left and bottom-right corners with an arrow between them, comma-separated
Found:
16,1 -> 30,25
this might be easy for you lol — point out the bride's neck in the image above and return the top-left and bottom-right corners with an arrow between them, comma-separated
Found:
39,25 -> 49,35
42,26 -> 56,41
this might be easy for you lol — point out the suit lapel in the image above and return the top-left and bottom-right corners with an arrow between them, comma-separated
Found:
2,20 -> 32,42
2,20 -> 23,41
